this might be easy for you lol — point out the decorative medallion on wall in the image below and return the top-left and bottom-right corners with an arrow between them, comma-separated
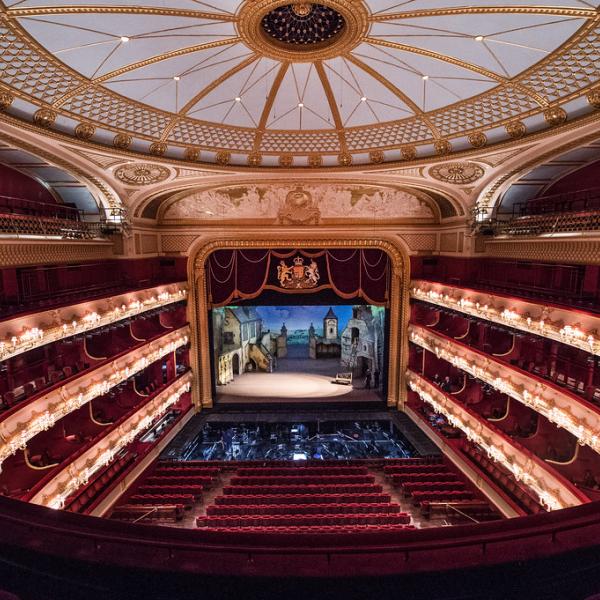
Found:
114,163 -> 171,186
278,187 -> 321,225
429,162 -> 485,185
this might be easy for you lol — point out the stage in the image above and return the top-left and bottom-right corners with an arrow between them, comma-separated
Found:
217,371 -> 383,404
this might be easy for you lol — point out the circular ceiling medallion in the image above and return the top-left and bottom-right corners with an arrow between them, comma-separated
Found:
261,4 -> 345,47
114,163 -> 171,186
429,162 -> 485,185
238,0 -> 368,62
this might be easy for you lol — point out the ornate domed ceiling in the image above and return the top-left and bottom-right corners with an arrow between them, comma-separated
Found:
0,0 -> 598,167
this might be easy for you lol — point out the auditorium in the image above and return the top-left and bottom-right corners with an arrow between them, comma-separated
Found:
0,1 -> 600,598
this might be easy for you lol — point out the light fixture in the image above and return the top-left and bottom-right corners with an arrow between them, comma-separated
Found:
235,96 -> 241,102
120,36 -> 130,43
422,75 -> 429,80
298,102 -> 304,108
475,35 -> 484,41
174,76 -> 180,81
361,96 -> 367,102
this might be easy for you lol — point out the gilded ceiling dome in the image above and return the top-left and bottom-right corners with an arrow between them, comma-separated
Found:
0,0 -> 597,167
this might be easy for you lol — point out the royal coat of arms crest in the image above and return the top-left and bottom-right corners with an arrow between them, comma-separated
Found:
277,256 -> 320,289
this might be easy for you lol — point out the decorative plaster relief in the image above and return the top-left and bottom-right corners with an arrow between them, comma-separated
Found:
163,184 -> 435,221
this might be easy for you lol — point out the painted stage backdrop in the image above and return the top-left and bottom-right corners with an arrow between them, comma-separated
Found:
211,304 -> 386,399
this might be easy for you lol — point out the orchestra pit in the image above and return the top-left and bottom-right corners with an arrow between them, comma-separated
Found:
0,1 -> 600,598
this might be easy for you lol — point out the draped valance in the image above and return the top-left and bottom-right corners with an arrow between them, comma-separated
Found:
206,248 -> 390,307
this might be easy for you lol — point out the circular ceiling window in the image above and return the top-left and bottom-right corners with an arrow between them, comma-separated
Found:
261,4 -> 346,47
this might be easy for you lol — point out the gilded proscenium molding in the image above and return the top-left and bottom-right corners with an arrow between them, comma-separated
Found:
411,279 -> 600,356
409,324 -> 600,457
0,282 -> 187,363
0,2 -> 598,165
0,239 -> 114,268
30,371 -> 193,509
188,235 -> 410,409
0,327 -> 190,470
406,371 -> 587,511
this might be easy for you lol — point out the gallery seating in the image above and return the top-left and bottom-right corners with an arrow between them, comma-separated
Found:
206,503 -> 402,516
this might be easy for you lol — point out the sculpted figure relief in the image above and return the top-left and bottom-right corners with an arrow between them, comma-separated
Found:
163,184 -> 434,221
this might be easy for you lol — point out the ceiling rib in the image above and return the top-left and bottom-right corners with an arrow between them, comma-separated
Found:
364,37 -> 549,107
370,6 -> 596,20
253,61 -> 290,152
6,6 -> 236,20
345,53 -> 441,139
157,53 -> 260,141
315,60 -> 348,153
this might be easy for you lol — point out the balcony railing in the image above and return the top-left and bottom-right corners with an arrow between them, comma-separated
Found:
406,370 -> 587,511
0,203 -> 128,239
408,324 -> 600,457
493,211 -> 600,237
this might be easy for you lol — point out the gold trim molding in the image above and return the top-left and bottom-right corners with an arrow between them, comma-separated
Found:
0,240 -> 114,268
483,237 -> 600,265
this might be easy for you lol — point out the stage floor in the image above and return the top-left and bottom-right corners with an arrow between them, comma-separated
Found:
217,371 -> 382,404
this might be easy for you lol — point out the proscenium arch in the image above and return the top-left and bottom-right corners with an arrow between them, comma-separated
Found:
187,234 -> 411,410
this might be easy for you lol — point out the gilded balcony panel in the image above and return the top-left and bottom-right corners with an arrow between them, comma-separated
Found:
406,371 -> 588,511
409,324 -> 600,457
0,282 -> 188,362
411,279 -> 600,356
0,326 -> 190,470
30,371 -> 193,509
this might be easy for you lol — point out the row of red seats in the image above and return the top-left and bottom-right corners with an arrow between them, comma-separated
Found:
67,453 -> 135,513
223,484 -> 383,496
402,481 -> 467,496
229,475 -> 375,486
197,524 -> 416,534
128,493 -> 196,507
390,472 -> 459,485
383,463 -> 450,475
462,444 -> 543,514
153,466 -> 220,477
136,485 -> 203,499
215,493 -> 392,506
376,457 -> 443,466
111,504 -> 184,522
420,500 -> 499,521
235,466 -> 368,476
197,513 -> 412,528
145,475 -> 214,487
206,502 -> 402,516
411,490 -> 474,505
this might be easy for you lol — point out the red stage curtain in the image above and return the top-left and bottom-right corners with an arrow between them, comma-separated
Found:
207,249 -> 390,307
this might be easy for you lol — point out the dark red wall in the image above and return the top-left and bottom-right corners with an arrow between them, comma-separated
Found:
410,256 -> 600,312
0,257 -> 188,319
0,164 -> 56,204
542,160 -> 600,196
